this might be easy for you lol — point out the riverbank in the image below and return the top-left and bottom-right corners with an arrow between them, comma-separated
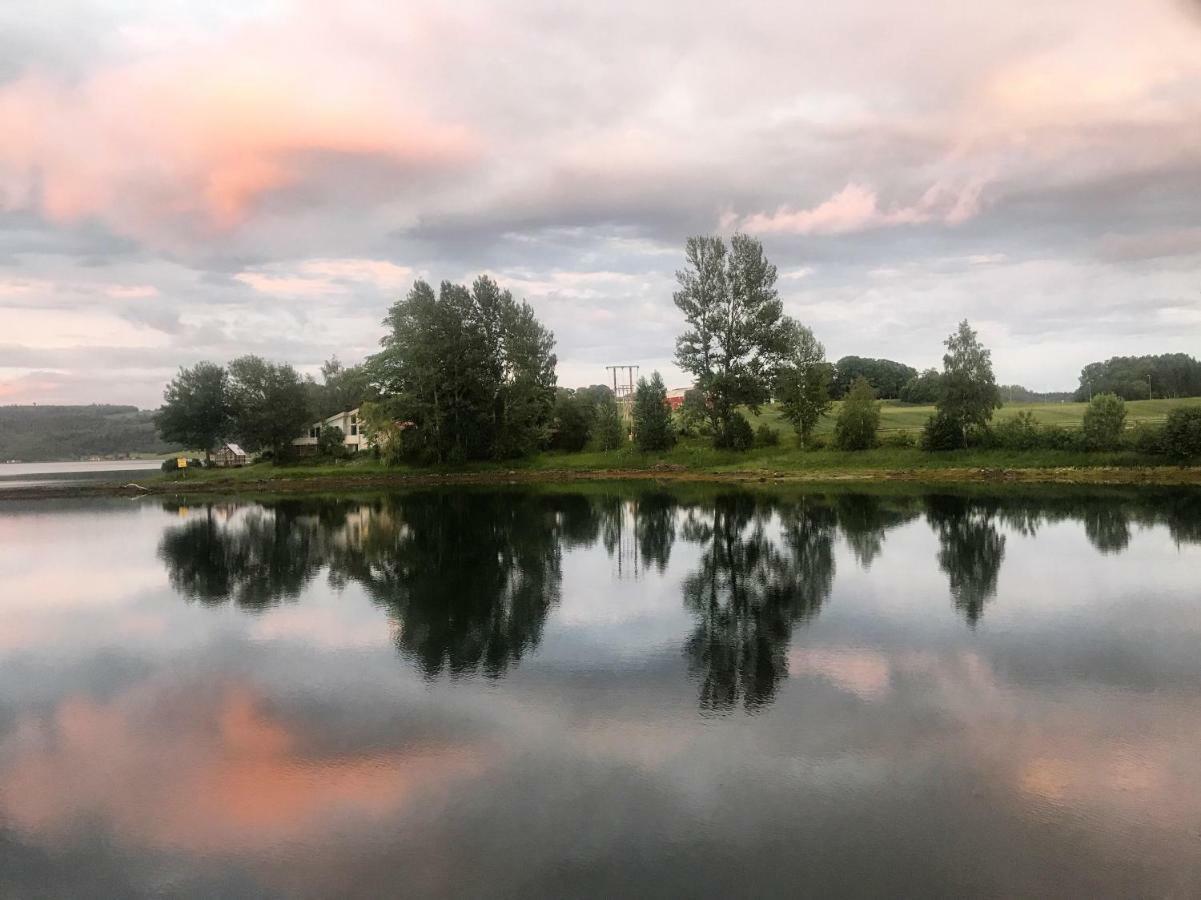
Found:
3,450 -> 1201,501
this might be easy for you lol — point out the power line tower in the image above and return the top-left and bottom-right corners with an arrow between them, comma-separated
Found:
605,364 -> 639,417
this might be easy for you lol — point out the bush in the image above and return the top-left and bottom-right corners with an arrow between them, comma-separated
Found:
834,377 -> 880,451
1082,393 -> 1127,450
317,424 -> 349,459
1038,423 -> 1083,451
715,413 -> 754,451
990,411 -> 1041,450
921,410 -> 965,451
551,394 -> 591,452
1162,406 -> 1201,460
1129,422 -> 1165,455
755,424 -> 781,447
806,433 -> 830,451
878,430 -> 916,448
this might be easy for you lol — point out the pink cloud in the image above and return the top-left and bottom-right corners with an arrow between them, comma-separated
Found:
735,179 -> 986,236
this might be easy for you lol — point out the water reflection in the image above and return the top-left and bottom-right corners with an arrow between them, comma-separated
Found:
156,486 -> 1201,710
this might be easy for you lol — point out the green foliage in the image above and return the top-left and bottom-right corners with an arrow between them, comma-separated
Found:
593,396 -> 626,450
1076,353 -> 1201,401
673,233 -> 793,444
632,372 -> 677,452
831,356 -> 917,400
774,322 -> 832,447
878,430 -> 917,448
937,319 -> 1001,433
1082,393 -> 1127,450
551,390 -> 592,452
899,368 -> 943,404
0,405 -> 179,462
368,275 -> 557,463
227,355 -> 313,458
155,362 -> 230,459
834,377 -> 880,450
317,424 -> 348,459
676,387 -> 710,437
715,412 -> 754,450
1162,406 -> 1201,459
1130,422 -> 1165,455
921,409 -> 966,451
313,356 -> 375,418
754,423 -> 780,447
990,410 -> 1041,450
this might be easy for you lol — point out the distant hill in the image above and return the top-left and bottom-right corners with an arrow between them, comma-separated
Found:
0,405 -> 180,462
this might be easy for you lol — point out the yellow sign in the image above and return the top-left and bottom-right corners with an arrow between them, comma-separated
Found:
176,457 -> 188,469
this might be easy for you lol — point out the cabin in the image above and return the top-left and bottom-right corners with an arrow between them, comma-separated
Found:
292,408 -> 368,455
213,443 -> 248,467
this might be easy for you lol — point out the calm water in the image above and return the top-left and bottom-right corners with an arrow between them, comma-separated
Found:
0,459 -> 163,491
2,485 -> 1201,897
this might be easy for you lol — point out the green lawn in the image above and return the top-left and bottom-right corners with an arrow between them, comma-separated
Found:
745,397 -> 1201,437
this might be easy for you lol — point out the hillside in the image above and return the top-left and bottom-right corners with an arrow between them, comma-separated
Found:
0,405 -> 180,462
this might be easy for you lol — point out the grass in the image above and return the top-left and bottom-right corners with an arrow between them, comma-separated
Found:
743,396 -> 1201,437
146,398 -> 1201,494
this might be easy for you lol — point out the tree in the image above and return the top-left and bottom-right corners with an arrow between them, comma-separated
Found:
1162,406 -> 1201,460
317,424 -> 348,458
368,276 -> 556,463
551,390 -> 592,452
900,368 -> 943,404
673,234 -> 793,446
316,356 -> 374,417
774,322 -> 832,447
936,320 -> 1001,445
831,357 -> 917,399
593,394 -> 626,450
632,371 -> 676,451
155,362 -> 231,462
834,376 -> 880,450
227,355 -> 312,458
1082,393 -> 1127,449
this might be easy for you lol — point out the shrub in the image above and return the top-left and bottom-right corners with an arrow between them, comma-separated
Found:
990,411 -> 1041,450
1129,422 -> 1165,455
1037,423 -> 1083,451
921,409 -> 965,451
878,430 -> 916,448
755,424 -> 781,447
1162,406 -> 1201,460
317,424 -> 349,459
1082,393 -> 1127,450
806,433 -> 830,451
834,377 -> 880,451
632,371 -> 676,452
715,413 -> 754,451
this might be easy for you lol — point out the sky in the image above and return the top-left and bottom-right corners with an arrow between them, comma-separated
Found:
1,0 -> 1200,407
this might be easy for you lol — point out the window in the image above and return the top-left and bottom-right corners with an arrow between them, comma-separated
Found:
350,424 -> 358,436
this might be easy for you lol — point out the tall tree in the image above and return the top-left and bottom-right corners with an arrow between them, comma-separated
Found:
227,355 -> 312,458
317,356 -> 374,417
673,234 -> 793,447
774,322 -> 833,447
369,275 -> 556,463
937,320 -> 1001,435
155,362 -> 230,461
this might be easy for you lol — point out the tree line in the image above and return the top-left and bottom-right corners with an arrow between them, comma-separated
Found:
156,234 -> 1201,462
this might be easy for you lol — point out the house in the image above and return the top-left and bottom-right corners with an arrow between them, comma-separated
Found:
665,388 -> 690,411
213,443 -> 248,467
292,408 -> 368,454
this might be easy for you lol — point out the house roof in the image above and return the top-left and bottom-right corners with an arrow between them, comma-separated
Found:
223,443 -> 246,456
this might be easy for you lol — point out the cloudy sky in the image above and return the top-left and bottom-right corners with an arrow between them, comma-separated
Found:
2,0 -> 1200,406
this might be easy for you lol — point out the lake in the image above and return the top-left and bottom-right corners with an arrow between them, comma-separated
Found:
2,484 -> 1200,897
0,459 -> 164,491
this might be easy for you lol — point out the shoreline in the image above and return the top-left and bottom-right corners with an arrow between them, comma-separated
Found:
4,463 -> 1201,501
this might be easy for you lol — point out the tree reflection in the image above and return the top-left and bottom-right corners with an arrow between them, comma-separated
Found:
925,495 -> 1006,625
680,494 -> 835,713
332,492 -> 563,677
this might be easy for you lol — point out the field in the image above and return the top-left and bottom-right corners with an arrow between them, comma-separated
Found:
745,397 -> 1201,437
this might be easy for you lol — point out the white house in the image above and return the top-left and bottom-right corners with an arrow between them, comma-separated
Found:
292,408 -> 368,454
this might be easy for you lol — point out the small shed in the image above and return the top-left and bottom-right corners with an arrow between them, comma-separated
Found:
213,443 -> 248,468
